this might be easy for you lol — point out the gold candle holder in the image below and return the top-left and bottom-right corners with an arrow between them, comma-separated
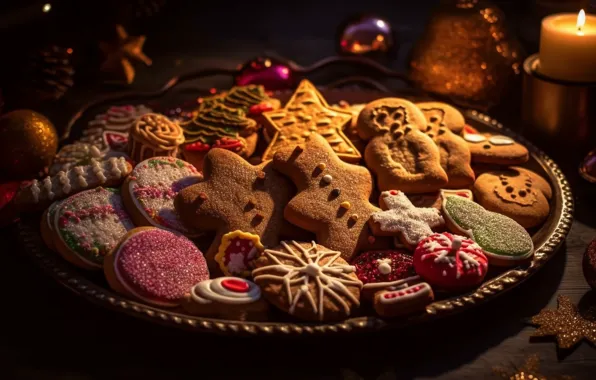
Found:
522,53 -> 596,153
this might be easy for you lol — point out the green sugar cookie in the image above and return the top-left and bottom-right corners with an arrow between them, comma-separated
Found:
442,195 -> 534,266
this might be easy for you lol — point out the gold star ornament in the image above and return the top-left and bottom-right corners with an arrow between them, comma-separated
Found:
100,25 -> 152,84
530,295 -> 596,350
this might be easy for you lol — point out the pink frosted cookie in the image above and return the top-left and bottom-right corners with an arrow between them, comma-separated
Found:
104,227 -> 209,307
122,157 -> 202,237
413,232 -> 489,291
181,277 -> 269,320
369,190 -> 445,250
52,187 -> 135,270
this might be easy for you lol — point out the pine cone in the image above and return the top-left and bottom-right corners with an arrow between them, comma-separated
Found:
20,45 -> 76,102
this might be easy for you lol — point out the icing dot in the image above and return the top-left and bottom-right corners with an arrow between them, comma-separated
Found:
330,188 -> 341,198
221,278 -> 250,293
389,190 -> 398,195
350,214 -> 358,222
257,171 -> 266,180
464,134 -> 487,143
317,163 -> 326,171
198,192 -> 208,201
322,174 -> 333,184
488,135 -> 514,145
340,201 -> 351,210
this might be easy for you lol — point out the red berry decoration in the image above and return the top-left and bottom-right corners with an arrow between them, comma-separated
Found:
352,250 -> 415,285
582,238 -> 596,290
414,232 -> 489,291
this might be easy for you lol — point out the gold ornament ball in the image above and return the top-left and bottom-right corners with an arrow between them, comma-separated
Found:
0,110 -> 58,180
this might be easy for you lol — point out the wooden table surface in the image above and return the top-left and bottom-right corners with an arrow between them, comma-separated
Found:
1,1 -> 596,378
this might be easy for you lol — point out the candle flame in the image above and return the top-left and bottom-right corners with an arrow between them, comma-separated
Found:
577,9 -> 586,35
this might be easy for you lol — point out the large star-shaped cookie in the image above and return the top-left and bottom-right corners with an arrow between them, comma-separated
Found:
272,134 -> 385,261
99,25 -> 152,84
262,79 -> 360,163
175,149 -> 292,273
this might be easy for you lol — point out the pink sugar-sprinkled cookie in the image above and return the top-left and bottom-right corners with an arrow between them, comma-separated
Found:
106,227 -> 209,307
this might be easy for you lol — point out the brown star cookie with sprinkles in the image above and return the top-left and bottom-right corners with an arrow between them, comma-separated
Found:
175,148 -> 293,274
262,79 -> 360,163
272,133 -> 387,261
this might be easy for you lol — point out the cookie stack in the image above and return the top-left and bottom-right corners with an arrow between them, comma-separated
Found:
17,81 -> 554,322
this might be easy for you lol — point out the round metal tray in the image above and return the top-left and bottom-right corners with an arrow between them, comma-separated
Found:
17,84 -> 574,336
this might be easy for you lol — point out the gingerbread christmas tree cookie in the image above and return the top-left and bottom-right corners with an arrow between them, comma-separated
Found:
262,79 -> 360,163
175,148 -> 293,274
272,133 -> 385,261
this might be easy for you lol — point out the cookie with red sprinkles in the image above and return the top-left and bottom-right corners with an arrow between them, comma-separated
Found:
352,250 -> 419,300
122,157 -> 202,237
104,227 -> 209,307
413,232 -> 488,291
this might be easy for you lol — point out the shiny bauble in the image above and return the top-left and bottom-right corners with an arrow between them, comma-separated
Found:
336,14 -> 397,60
0,110 -> 58,180
580,149 -> 596,184
235,56 -> 295,91
409,0 -> 525,109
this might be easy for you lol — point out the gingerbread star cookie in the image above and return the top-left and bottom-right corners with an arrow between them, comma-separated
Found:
272,133 -> 386,261
262,79 -> 360,163
416,102 -> 475,188
473,166 -> 552,228
175,148 -> 293,274
357,98 -> 448,193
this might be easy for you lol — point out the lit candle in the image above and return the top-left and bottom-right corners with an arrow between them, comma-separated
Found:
539,10 -> 596,82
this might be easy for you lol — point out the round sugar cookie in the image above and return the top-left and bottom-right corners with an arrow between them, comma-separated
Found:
181,277 -> 269,320
53,187 -> 134,270
122,157 -> 202,237
40,200 -> 64,251
104,227 -> 209,307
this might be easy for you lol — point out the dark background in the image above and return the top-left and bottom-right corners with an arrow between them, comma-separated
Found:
1,0 -> 596,379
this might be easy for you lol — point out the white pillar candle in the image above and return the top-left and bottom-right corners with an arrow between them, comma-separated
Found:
539,10 -> 596,82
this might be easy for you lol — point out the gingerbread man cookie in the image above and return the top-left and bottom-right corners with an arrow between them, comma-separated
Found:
175,148 -> 293,274
262,80 -> 360,163
370,190 -> 445,250
272,133 -> 386,261
357,98 -> 448,193
252,241 -> 362,321
473,167 -> 552,228
416,102 -> 475,188
463,132 -> 529,165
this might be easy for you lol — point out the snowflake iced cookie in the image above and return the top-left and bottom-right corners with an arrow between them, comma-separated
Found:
373,282 -> 434,318
272,133 -> 388,261
252,241 -> 363,321
181,277 -> 269,321
352,250 -> 419,300
473,167 -> 552,228
370,190 -> 445,250
215,230 -> 264,278
414,232 -> 488,291
104,227 -> 209,307
175,148 -> 293,275
52,187 -> 134,270
16,157 -> 132,212
442,194 -> 534,266
122,157 -> 202,237
463,132 -> 529,165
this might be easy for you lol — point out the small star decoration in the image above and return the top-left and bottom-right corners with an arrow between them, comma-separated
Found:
99,25 -> 152,84
492,353 -> 573,380
530,295 -> 596,350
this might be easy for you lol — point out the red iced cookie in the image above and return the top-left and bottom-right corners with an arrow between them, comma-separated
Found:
105,227 -> 209,307
413,232 -> 488,291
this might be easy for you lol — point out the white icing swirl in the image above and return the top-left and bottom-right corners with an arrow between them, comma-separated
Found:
190,277 -> 261,305
91,159 -> 107,183
42,176 -> 55,200
109,157 -> 122,178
